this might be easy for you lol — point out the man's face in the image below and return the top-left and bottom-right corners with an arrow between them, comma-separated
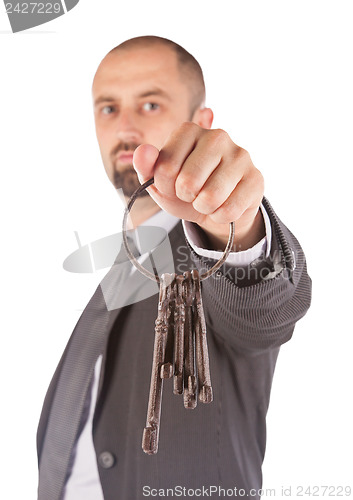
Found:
92,44 -> 195,197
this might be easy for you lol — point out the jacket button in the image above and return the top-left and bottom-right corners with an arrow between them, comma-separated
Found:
98,451 -> 116,469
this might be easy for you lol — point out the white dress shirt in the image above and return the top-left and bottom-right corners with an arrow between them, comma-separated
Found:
62,207 -> 271,499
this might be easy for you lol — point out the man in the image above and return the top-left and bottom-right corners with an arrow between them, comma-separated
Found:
37,36 -> 311,500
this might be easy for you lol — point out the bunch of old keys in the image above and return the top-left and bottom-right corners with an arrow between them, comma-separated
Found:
142,269 -> 213,454
122,178 -> 235,455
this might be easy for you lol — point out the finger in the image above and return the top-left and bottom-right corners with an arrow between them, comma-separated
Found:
175,129 -> 232,203
207,169 -> 264,224
174,145 -> 221,203
190,159 -> 243,214
133,144 -> 160,183
153,122 -> 199,197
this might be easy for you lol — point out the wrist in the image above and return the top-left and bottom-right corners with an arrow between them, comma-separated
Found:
197,209 -> 265,252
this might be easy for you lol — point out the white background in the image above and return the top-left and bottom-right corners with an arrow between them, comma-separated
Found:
0,1 -> 352,498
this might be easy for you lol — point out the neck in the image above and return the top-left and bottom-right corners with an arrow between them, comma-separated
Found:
124,195 -> 161,228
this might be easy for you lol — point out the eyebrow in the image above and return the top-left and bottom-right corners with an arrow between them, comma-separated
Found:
94,96 -> 115,107
94,87 -> 172,107
138,88 -> 172,100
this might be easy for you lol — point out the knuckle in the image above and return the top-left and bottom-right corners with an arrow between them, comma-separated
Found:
210,205 -> 235,224
223,194 -> 247,221
155,161 -> 171,180
219,203 -> 238,222
192,196 -> 206,214
210,211 -> 229,224
205,188 -> 223,208
156,156 -> 179,178
175,174 -> 199,201
248,167 -> 265,194
256,176 -> 265,198
193,189 -> 222,214
255,168 -> 265,188
209,128 -> 229,147
236,146 -> 250,162
165,122 -> 199,149
178,121 -> 199,136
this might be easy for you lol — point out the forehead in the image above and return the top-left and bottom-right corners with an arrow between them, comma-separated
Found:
92,45 -> 186,100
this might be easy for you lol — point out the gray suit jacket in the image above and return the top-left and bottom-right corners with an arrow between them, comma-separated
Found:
37,198 -> 311,500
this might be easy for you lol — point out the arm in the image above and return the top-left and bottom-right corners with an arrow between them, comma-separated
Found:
190,197 -> 312,352
132,122 -> 311,351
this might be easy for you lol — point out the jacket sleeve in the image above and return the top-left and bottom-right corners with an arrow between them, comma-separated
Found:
189,197 -> 312,352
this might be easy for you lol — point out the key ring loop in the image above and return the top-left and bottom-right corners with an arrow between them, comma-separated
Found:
122,178 -> 235,283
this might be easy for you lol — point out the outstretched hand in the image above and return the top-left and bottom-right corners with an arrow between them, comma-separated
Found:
133,122 -> 265,251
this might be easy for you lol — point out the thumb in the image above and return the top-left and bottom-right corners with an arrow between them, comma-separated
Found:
133,144 -> 159,183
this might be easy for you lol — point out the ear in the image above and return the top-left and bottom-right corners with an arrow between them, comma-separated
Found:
192,107 -> 214,129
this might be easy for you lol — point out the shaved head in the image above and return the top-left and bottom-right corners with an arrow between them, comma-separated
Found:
107,36 -> 206,116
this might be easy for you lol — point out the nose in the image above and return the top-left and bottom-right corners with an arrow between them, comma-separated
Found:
115,108 -> 142,143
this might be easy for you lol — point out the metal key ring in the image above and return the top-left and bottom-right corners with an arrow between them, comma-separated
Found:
122,178 -> 235,283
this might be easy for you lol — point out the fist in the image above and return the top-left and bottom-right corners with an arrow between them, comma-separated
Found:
133,122 -> 265,250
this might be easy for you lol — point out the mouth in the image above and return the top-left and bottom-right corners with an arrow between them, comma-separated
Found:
116,151 -> 134,165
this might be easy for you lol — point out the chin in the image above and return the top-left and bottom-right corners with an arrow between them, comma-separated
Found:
112,167 -> 148,198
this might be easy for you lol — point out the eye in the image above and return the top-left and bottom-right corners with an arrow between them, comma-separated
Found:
142,102 -> 160,112
101,105 -> 115,115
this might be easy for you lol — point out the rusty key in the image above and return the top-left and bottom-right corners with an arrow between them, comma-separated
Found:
142,273 -> 174,454
173,274 -> 185,395
183,271 -> 197,409
192,269 -> 213,404
160,274 -> 175,380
